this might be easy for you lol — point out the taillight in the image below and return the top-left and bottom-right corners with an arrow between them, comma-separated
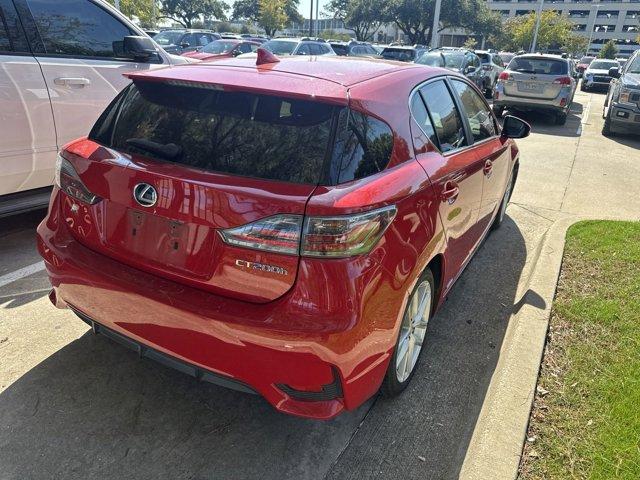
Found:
219,214 -> 303,255
553,76 -> 572,86
301,206 -> 396,258
54,153 -> 101,205
219,206 -> 397,258
498,71 -> 511,82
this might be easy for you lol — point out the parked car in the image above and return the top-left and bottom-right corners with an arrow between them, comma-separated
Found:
493,54 -> 577,125
243,37 -> 336,56
152,29 -> 220,54
381,45 -> 429,62
415,49 -> 484,91
0,0 -> 191,216
497,51 -> 516,65
37,54 -> 529,419
181,39 -> 261,61
475,50 -> 506,97
575,55 -> 595,77
581,58 -> 620,91
144,30 -> 159,37
602,50 -> 640,136
329,40 -> 380,57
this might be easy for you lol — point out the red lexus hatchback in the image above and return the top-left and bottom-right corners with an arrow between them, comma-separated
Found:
37,52 -> 529,419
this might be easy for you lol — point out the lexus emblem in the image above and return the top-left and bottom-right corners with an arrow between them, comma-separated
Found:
133,183 -> 157,207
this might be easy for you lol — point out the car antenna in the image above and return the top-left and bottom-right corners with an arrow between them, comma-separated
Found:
256,48 -> 280,66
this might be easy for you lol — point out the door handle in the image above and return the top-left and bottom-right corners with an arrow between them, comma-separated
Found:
442,180 -> 460,205
54,77 -> 91,87
483,160 -> 493,177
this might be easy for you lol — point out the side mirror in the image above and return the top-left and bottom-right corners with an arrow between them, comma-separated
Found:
232,49 -> 241,56
608,66 -> 620,78
123,36 -> 157,61
180,42 -> 191,49
501,115 -> 531,139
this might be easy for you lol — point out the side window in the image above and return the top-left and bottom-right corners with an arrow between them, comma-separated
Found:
0,0 -> 30,52
309,43 -> 322,55
249,43 -> 259,52
419,80 -> 467,153
410,92 -> 438,147
238,42 -> 252,53
196,34 -> 209,46
27,0 -> 133,58
296,43 -> 310,55
451,79 -> 496,142
182,34 -> 197,47
331,109 -> 394,184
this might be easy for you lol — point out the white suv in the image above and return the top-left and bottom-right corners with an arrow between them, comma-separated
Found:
0,0 -> 190,216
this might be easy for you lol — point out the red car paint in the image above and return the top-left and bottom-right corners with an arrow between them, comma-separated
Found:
181,39 -> 260,61
37,56 -> 521,419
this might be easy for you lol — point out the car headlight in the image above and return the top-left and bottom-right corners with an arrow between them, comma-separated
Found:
618,87 -> 635,105
585,73 -> 593,79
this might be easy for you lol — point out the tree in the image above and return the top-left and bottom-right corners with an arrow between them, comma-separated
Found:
232,0 -> 302,27
462,37 -> 477,50
561,33 -> 588,57
107,0 -> 155,26
257,0 -> 288,36
599,40 -> 618,59
502,11 -> 574,52
325,0 -> 390,41
159,0 -> 227,28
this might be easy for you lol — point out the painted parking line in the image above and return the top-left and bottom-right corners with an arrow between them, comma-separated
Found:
0,261 -> 45,289
576,95 -> 592,136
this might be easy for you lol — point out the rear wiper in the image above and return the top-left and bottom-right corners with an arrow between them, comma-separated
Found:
125,138 -> 182,160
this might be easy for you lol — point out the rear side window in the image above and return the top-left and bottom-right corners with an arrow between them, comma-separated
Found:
90,82 -> 336,184
0,0 -> 30,53
330,110 -> 394,184
27,0 -> 133,57
410,93 -> 437,146
419,81 -> 467,153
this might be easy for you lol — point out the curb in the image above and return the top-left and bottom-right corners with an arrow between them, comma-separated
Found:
459,216 -> 577,480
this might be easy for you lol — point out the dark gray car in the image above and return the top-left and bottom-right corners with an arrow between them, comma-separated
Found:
152,29 -> 220,54
603,50 -> 640,136
416,49 -> 484,91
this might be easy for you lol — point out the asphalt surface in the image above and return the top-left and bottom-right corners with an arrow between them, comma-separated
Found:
1,90 -> 639,480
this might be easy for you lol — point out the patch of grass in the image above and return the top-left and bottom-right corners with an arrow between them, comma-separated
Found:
520,220 -> 640,480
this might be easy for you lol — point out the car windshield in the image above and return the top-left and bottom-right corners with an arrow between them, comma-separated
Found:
442,53 -> 465,69
627,55 -> 640,73
262,40 -> 296,55
589,60 -> 618,70
381,48 -> 415,62
202,40 -> 237,54
579,56 -> 595,64
477,53 -> 490,63
508,57 -> 568,75
416,53 -> 444,67
153,31 -> 184,46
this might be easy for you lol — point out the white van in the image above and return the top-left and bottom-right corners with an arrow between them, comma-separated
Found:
0,0 -> 191,215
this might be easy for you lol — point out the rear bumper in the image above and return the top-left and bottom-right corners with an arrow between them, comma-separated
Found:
609,103 -> 640,134
36,192 -> 402,419
494,84 -> 571,112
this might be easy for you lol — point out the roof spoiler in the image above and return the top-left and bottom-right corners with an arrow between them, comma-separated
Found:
256,48 -> 280,66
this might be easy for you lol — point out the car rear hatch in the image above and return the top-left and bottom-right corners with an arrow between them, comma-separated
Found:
504,57 -> 569,99
59,74 -> 347,303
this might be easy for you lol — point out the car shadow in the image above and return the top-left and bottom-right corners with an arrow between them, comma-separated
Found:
0,215 -> 533,480
606,132 -> 640,149
504,105 -> 582,138
325,214 -> 533,480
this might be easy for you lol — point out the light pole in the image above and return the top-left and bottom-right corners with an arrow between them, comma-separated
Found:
530,0 -> 544,53
586,5 -> 601,56
309,0 -> 313,36
115,0 -> 120,9
431,0 -> 442,48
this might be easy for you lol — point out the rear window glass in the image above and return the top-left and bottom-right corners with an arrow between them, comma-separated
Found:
477,53 -> 490,63
329,110 -> 394,184
381,48 -> 415,62
508,57 -> 568,75
89,82 -> 335,184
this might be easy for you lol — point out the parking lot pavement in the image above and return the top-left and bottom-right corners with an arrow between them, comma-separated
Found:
0,91 -> 638,480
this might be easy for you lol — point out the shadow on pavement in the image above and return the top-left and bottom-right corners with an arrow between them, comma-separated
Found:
0,216 -> 531,480
506,105 -> 582,138
606,132 -> 640,149
325,215 -> 532,480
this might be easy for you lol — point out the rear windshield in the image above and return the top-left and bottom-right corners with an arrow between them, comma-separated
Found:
508,57 -> 568,75
90,82 -> 335,184
263,40 -> 296,55
477,53 -> 490,63
381,48 -> 415,62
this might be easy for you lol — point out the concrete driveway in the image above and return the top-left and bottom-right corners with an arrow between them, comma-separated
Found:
1,90 -> 638,480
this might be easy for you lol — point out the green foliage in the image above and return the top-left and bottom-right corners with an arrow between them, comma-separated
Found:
257,0 -> 288,36
502,11 -> 574,52
232,0 -> 302,26
462,37 -> 477,50
159,0 -> 227,28
561,33 -> 588,56
107,0 -> 155,26
325,0 -> 390,41
598,40 -> 618,59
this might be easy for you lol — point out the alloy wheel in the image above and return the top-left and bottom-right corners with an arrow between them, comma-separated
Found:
395,280 -> 432,383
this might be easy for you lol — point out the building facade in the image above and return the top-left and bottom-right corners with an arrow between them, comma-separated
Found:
486,0 -> 640,57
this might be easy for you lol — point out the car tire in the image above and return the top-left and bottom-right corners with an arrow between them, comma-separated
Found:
493,105 -> 504,118
602,109 -> 614,137
380,268 -> 435,397
581,83 -> 587,92
555,112 -> 567,125
492,169 -> 515,230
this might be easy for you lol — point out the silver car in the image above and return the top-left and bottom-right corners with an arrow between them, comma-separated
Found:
493,54 -> 577,125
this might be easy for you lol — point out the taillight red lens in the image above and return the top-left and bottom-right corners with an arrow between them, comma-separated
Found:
54,154 -> 101,205
553,76 -> 572,86
301,206 -> 397,258
498,71 -> 511,81
219,214 -> 303,255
